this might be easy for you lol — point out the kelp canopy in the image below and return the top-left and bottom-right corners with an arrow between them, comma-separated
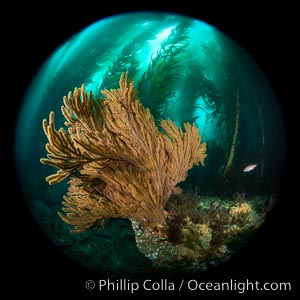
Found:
40,73 -> 207,233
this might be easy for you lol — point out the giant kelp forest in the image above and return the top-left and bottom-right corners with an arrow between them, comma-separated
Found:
46,16 -> 284,196
17,14 -> 285,273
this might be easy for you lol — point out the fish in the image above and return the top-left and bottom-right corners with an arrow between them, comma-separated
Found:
243,163 -> 257,172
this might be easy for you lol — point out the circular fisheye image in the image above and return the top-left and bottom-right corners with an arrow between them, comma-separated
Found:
15,12 -> 285,273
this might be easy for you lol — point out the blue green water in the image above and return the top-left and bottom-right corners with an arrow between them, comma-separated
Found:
14,12 -> 285,273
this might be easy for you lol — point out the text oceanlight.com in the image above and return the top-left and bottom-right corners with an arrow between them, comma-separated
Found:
85,278 -> 292,293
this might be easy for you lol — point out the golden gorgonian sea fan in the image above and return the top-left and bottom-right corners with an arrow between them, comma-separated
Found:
40,72 -> 206,233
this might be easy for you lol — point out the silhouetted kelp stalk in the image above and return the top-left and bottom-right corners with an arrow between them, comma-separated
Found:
98,23 -> 162,91
137,20 -> 193,120
168,63 -> 221,125
224,85 -> 240,175
201,35 -> 265,182
98,17 -> 180,93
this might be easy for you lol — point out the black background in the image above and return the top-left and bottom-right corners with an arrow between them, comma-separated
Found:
3,1 -> 298,298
